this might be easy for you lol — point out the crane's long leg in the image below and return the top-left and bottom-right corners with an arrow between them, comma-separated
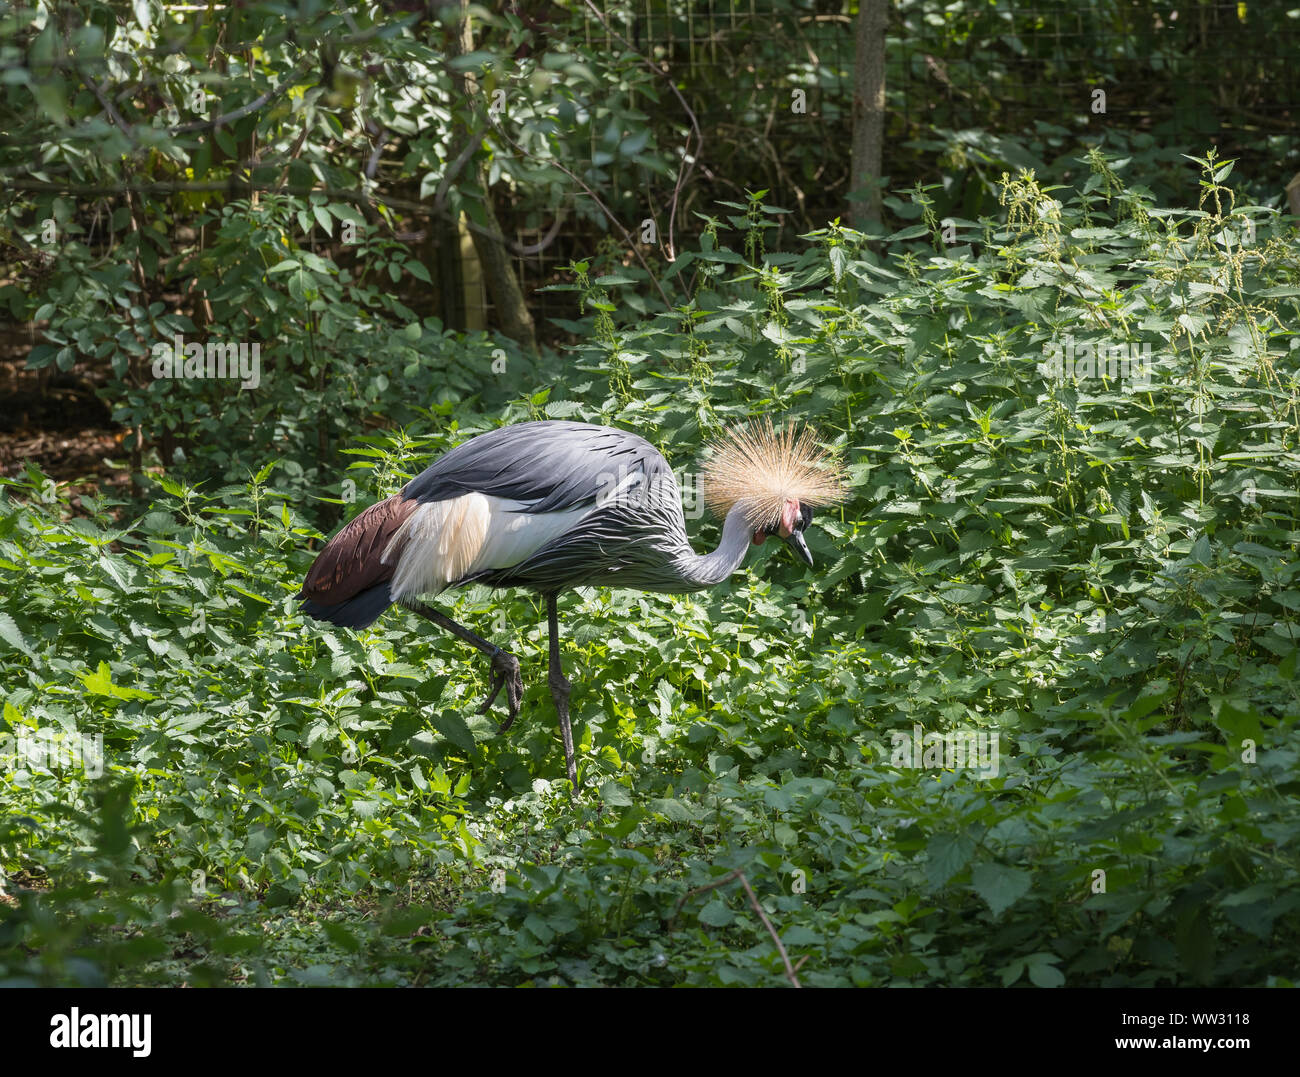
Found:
547,594 -> 577,789
402,599 -> 523,730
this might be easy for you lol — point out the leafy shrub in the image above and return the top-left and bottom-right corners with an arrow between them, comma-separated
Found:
3,153 -> 1298,985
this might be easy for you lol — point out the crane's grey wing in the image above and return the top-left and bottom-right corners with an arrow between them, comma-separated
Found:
476,470 -> 691,594
402,421 -> 670,514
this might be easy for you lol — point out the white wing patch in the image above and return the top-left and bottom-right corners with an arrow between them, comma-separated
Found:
385,494 -> 589,601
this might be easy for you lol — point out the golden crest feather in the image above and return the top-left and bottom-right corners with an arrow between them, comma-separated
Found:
701,420 -> 848,528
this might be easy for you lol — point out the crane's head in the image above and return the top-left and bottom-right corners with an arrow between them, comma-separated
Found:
701,421 -> 847,568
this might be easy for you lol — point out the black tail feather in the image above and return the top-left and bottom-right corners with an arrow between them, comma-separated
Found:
300,581 -> 393,629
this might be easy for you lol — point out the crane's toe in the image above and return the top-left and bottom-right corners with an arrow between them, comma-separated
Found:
476,667 -> 505,715
481,650 -> 523,733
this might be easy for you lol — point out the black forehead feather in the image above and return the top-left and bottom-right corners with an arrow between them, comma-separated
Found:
798,503 -> 814,530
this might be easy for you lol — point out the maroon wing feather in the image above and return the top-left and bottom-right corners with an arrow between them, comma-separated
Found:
299,496 -> 420,604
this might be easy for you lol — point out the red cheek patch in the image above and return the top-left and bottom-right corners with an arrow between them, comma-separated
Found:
752,530 -> 767,545
778,499 -> 801,539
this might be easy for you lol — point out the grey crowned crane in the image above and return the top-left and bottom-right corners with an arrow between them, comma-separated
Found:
297,419 -> 846,787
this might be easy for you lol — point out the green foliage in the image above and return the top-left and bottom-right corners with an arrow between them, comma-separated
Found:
0,0 -> 659,497
5,0 -> 1293,522
3,155 -> 1299,985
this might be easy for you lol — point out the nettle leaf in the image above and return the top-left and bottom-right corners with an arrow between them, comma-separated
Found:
970,863 -> 1032,917
1026,960 -> 1065,988
430,712 -> 476,754
925,832 -> 975,889
0,613 -> 34,657
78,661 -> 155,702
648,797 -> 693,822
697,899 -> 735,927
167,712 -> 212,735
937,583 -> 990,605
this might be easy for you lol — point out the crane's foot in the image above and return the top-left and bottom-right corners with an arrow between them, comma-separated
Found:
478,648 -> 523,733
550,667 -> 577,789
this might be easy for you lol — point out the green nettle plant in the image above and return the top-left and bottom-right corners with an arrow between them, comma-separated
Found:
3,153 -> 1299,986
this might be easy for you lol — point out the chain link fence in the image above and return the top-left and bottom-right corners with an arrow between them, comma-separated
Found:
498,0 -> 1300,338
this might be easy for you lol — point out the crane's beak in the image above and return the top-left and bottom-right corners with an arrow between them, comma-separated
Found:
785,530 -> 814,567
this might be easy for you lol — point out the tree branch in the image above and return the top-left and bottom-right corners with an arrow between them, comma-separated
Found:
666,868 -> 804,988
168,60 -> 315,135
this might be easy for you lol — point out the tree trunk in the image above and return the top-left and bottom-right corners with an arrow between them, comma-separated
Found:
850,0 -> 888,231
448,0 -> 537,353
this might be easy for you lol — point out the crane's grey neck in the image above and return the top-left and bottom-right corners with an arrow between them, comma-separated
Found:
671,503 -> 754,590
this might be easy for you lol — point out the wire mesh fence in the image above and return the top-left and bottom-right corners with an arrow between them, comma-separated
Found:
499,0 -> 1300,339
